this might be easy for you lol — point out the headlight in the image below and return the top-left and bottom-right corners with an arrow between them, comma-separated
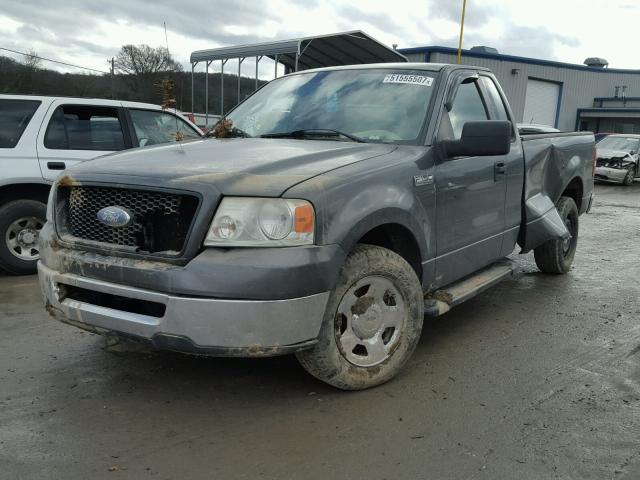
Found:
204,197 -> 314,247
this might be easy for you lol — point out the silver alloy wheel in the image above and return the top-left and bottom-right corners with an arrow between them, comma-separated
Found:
5,216 -> 44,261
334,275 -> 406,367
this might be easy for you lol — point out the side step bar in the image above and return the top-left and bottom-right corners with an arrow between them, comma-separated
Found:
424,260 -> 515,317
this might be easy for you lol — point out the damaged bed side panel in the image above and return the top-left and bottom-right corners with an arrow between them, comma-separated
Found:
519,133 -> 594,252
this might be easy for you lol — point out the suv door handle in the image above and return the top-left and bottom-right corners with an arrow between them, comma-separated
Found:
47,161 -> 66,170
494,161 -> 506,181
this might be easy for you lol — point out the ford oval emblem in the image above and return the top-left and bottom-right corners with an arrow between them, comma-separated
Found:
96,206 -> 132,228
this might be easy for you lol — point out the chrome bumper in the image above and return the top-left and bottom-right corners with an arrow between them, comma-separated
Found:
38,262 -> 330,356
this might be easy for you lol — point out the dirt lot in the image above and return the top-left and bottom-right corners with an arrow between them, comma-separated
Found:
1,183 -> 639,480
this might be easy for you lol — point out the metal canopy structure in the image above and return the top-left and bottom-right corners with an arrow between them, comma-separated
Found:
189,30 -> 407,121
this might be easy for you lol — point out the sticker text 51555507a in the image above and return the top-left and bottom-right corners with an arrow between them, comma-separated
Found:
383,74 -> 433,86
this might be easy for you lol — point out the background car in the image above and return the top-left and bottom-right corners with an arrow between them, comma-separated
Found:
594,134 -> 640,186
0,95 -> 203,274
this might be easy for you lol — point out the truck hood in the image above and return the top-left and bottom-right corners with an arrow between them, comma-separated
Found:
69,138 -> 396,196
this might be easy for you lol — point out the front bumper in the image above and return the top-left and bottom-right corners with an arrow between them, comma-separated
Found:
39,262 -> 330,356
595,166 -> 627,183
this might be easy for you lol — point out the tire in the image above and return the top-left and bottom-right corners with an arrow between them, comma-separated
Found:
0,200 -> 47,275
296,244 -> 424,390
533,196 -> 579,274
622,166 -> 635,186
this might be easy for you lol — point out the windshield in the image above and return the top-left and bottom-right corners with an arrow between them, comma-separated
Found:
226,69 -> 437,143
597,136 -> 640,152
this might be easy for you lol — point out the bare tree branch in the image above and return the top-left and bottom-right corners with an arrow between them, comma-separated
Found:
114,44 -> 182,76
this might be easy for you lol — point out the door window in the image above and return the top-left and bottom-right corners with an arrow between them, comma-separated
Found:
0,99 -> 41,148
129,109 -> 201,147
479,77 -> 509,121
44,105 -> 125,151
448,82 -> 489,139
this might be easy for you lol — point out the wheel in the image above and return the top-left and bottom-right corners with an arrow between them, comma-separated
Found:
622,165 -> 635,186
533,196 -> 579,274
0,200 -> 47,275
296,244 -> 424,390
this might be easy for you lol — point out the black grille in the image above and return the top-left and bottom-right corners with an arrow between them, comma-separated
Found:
596,159 -> 609,167
56,186 -> 199,254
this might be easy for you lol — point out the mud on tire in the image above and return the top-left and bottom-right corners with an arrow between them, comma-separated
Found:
296,244 -> 424,390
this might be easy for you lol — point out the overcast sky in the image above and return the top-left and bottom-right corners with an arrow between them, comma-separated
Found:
1,0 -> 639,77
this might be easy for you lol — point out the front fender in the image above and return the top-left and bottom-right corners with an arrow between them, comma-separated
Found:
284,145 -> 435,285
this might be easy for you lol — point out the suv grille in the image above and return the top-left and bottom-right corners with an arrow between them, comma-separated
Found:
56,186 -> 199,255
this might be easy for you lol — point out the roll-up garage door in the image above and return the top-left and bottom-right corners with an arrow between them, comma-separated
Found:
522,78 -> 560,127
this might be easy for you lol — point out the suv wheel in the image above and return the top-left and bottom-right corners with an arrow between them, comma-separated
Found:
296,244 -> 424,390
0,200 -> 47,275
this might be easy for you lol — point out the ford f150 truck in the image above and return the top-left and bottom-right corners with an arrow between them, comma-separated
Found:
39,63 -> 595,390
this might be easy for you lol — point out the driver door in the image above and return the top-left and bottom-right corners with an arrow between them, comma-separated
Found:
434,75 -> 507,287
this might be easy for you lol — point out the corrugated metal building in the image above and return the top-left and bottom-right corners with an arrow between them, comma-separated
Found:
399,46 -> 640,133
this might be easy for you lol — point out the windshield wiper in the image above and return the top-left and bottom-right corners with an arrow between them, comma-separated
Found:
260,129 -> 366,143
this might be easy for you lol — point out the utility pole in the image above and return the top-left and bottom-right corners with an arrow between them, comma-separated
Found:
457,0 -> 467,64
110,57 -> 115,99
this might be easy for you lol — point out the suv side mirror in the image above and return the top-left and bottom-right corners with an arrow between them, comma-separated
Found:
442,121 -> 512,157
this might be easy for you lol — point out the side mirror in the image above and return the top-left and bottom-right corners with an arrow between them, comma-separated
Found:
442,121 -> 512,157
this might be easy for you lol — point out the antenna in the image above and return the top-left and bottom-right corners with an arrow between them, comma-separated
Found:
163,21 -> 170,56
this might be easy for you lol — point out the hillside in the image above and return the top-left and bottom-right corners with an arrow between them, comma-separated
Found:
0,55 -> 265,113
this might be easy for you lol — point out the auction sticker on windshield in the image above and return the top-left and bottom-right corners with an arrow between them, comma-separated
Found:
383,74 -> 433,86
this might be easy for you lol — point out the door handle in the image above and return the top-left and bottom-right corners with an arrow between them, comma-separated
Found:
494,161 -> 506,181
47,161 -> 66,170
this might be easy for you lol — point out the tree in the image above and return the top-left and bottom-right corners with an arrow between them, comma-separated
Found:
113,44 -> 182,76
112,44 -> 182,100
16,49 -> 42,93
22,49 -> 42,71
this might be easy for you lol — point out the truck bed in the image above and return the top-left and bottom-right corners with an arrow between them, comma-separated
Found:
519,131 -> 595,251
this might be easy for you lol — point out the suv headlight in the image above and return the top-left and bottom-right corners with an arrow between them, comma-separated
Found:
204,197 -> 314,247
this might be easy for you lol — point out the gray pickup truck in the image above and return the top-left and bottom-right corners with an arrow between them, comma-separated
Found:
39,63 -> 595,390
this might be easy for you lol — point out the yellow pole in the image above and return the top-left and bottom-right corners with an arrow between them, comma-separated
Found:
457,0 -> 467,64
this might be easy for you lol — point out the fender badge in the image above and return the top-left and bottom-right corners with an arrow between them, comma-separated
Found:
413,174 -> 434,187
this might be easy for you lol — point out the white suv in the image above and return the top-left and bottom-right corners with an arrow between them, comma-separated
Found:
0,95 -> 202,274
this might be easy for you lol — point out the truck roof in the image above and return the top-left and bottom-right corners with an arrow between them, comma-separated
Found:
0,93 -> 166,111
288,62 -> 491,74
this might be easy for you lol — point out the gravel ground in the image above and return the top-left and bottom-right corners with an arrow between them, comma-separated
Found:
1,183 -> 639,480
